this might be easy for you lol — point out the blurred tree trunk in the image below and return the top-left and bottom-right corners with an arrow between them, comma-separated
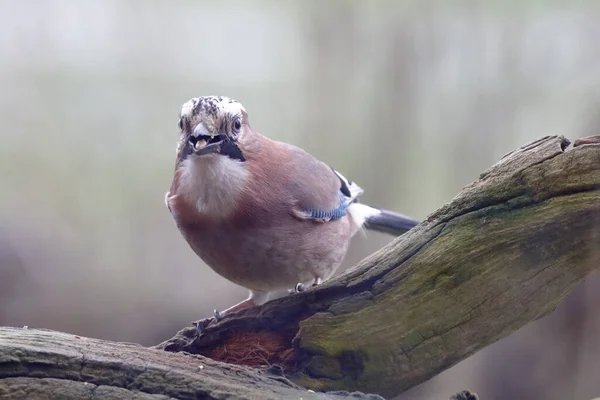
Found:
1,136 -> 599,400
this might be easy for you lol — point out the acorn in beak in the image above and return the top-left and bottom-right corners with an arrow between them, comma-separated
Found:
189,123 -> 223,156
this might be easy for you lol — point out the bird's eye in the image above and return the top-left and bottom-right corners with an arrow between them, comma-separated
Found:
178,118 -> 183,131
233,119 -> 241,132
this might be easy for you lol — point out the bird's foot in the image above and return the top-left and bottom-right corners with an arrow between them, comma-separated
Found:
289,278 -> 323,295
192,309 -> 223,336
192,317 -> 214,335
288,282 -> 305,295
293,282 -> 306,293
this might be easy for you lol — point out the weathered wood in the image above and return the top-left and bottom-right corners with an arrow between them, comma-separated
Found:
1,136 -> 598,399
157,136 -> 600,398
0,327 -> 381,400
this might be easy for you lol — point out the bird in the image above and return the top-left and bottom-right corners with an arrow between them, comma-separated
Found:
165,96 -> 419,322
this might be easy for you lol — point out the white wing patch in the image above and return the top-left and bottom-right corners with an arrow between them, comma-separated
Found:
332,168 -> 363,203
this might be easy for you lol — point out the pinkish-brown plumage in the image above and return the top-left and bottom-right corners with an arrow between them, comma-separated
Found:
166,96 -> 418,319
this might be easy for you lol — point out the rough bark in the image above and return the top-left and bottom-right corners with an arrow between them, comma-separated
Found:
1,136 -> 598,399
0,327 -> 381,400
157,136 -> 600,397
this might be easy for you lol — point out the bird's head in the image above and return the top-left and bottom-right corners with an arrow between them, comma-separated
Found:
176,96 -> 250,163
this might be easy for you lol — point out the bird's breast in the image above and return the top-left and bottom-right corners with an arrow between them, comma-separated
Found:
171,155 -> 249,219
167,149 -> 353,292
169,192 -> 352,292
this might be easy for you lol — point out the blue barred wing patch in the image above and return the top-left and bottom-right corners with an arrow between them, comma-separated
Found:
304,191 -> 349,221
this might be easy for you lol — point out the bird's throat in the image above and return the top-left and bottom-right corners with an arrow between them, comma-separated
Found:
176,155 -> 248,218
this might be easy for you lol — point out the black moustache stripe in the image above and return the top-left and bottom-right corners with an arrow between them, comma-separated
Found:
220,141 -> 246,162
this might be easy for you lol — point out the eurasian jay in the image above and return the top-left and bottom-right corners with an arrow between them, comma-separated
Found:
165,96 -> 418,321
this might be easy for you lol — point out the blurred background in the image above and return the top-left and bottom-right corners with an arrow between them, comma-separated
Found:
1,1 -> 600,399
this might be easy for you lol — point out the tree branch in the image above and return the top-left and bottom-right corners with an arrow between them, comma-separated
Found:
157,135 -> 600,398
0,327 -> 381,400
1,136 -> 598,399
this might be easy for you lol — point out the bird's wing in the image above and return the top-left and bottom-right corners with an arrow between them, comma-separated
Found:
283,145 -> 363,223
164,191 -> 173,214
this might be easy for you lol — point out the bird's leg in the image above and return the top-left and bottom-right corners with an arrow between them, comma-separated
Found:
289,276 -> 323,295
216,297 -> 257,317
194,290 -> 269,335
574,135 -> 600,147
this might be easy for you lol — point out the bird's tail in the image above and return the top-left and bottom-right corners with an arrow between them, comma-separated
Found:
349,203 -> 419,236
365,208 -> 419,236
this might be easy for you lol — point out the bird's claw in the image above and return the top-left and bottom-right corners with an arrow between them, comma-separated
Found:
288,282 -> 305,295
192,317 -> 213,336
289,280 -> 320,295
192,309 -> 223,336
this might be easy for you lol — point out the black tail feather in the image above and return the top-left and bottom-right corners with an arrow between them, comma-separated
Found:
364,209 -> 419,236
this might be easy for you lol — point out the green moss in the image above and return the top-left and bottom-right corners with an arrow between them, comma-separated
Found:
296,187 -> 600,396
305,355 -> 343,380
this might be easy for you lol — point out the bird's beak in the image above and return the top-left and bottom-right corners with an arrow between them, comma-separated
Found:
188,123 -> 223,156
